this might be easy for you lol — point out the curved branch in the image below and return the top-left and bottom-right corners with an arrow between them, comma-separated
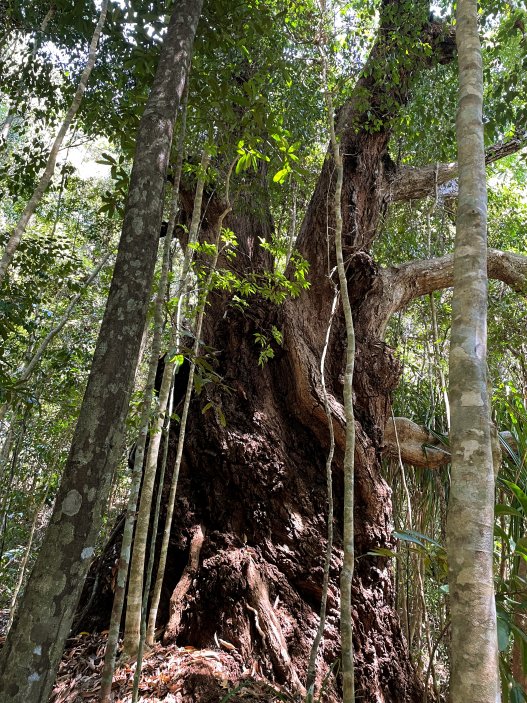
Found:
375,248 -> 527,332
384,417 -> 450,469
383,418 -> 517,470
386,134 -> 526,202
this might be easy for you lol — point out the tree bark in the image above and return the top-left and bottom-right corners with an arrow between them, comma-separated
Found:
386,134 -> 526,202
446,0 -> 500,700
0,2 -> 203,701
70,0 -> 525,692
73,5 -> 459,702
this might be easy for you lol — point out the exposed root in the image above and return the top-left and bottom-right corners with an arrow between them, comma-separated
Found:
246,558 -> 305,695
164,524 -> 205,644
49,631 -> 297,703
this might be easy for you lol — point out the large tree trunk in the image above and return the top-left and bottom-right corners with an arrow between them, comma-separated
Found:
74,3 -> 458,701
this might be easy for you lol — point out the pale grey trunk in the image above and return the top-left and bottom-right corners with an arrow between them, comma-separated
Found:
317,10 -> 356,698
98,82 -> 189,703
0,2 -> 203,700
446,0 -> 500,701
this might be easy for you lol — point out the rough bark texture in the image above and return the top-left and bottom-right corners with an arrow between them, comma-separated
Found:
0,2 -> 203,701
446,0 -> 500,700
69,0 -> 527,696
71,4 -> 460,702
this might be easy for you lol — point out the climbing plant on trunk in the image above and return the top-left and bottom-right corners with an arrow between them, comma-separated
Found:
57,2 -> 527,701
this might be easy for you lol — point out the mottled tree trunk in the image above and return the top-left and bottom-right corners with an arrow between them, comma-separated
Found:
0,2 -> 203,701
446,0 -> 500,700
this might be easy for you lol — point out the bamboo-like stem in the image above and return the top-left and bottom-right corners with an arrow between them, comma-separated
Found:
131,378 -> 175,702
122,146 -> 210,659
306,285 -> 338,700
132,373 -> 174,703
144,378 -> 175,646
147,163 -> 234,648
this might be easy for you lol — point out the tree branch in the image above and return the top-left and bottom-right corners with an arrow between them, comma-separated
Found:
385,134 -> 526,202
384,418 -> 517,470
384,417 -> 450,469
375,248 -> 527,332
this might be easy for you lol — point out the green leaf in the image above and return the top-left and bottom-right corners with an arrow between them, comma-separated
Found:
503,480 -> 527,514
273,167 -> 289,184
96,151 -> 117,165
217,406 -> 227,428
169,353 -> 184,369
366,547 -> 398,558
495,504 -> 524,518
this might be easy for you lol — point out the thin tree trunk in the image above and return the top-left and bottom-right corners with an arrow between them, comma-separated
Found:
98,81 -> 190,703
0,1 -> 109,285
0,6 -> 55,148
14,251 -> 110,386
131,378 -> 175,702
0,2 -> 203,700
0,408 -> 29,553
144,376 -> 176,646
153,171 -> 233,647
429,293 -> 450,431
318,9 -> 357,698
122,146 -> 210,658
446,0 -> 500,700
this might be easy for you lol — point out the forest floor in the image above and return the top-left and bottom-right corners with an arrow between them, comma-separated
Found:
46,632 -> 296,703
0,609 -> 302,702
